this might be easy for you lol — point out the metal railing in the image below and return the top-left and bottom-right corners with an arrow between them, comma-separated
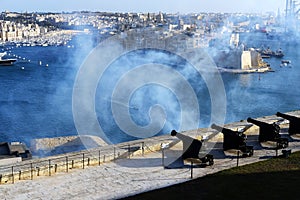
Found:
0,140 -> 152,184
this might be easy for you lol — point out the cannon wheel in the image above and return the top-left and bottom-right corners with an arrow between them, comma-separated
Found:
208,159 -> 214,166
199,154 -> 214,166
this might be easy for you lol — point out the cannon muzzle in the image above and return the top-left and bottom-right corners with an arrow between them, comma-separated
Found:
171,129 -> 178,136
247,117 -> 279,132
211,123 -> 223,132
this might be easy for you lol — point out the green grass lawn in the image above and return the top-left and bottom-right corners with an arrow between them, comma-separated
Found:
123,151 -> 300,200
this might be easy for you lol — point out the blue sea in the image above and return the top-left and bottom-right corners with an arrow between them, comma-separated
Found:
0,32 -> 299,146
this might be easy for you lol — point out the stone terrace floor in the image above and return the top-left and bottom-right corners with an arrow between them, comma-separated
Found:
1,130 -> 300,200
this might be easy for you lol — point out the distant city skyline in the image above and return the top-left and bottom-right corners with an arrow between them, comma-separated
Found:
0,0 -> 286,14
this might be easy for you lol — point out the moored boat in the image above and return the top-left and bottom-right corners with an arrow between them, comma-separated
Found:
280,60 -> 292,67
0,52 -> 17,66
257,47 -> 284,58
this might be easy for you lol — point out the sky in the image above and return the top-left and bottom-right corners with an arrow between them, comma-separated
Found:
0,0 -> 286,14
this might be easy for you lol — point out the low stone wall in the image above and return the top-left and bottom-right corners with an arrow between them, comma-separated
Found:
31,136 -> 79,151
0,157 -> 22,166
30,135 -> 108,153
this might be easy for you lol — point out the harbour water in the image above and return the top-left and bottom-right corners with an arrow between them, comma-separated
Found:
0,32 -> 299,147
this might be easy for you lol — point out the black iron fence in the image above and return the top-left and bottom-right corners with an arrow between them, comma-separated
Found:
0,140 -> 155,184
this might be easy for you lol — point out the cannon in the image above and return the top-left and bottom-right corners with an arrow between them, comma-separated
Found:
276,112 -> 300,135
247,117 -> 288,149
170,130 -> 214,166
211,124 -> 254,157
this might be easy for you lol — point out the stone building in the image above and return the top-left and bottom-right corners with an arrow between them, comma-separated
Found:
0,21 -> 41,41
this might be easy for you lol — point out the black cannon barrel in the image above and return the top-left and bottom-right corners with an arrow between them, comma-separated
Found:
211,123 -> 239,135
247,117 -> 280,132
276,112 -> 298,121
247,117 -> 268,127
171,130 -> 194,142
276,112 -> 300,135
211,123 -> 223,132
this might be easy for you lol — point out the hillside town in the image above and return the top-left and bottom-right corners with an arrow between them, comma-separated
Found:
1,9 -> 299,71
0,11 -> 284,47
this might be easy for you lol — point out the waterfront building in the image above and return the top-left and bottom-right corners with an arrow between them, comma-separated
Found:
0,20 -> 41,41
